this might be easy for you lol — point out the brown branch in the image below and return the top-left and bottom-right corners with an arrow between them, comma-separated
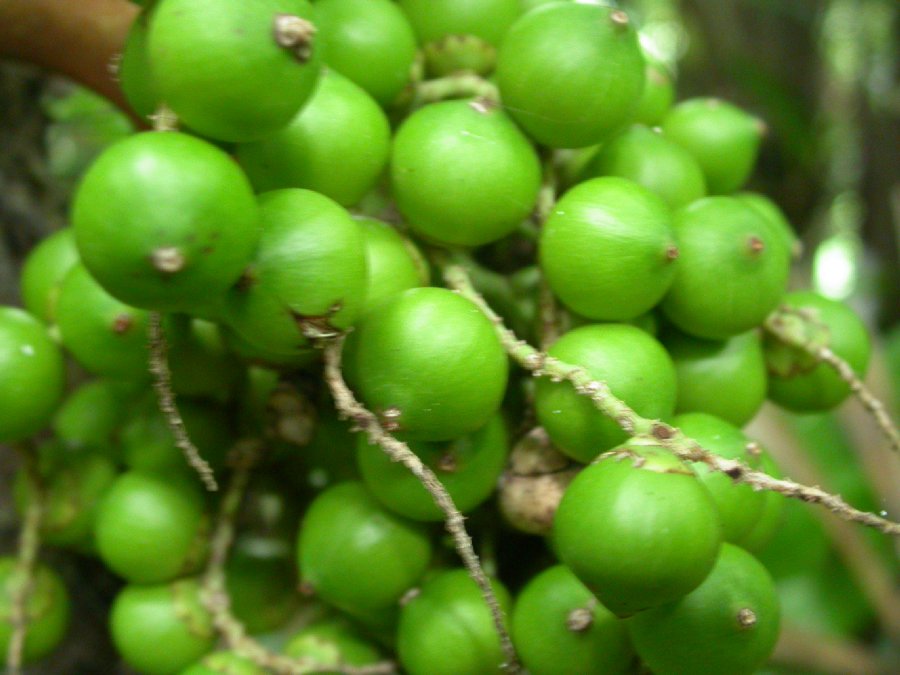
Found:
147,312 -> 218,491
443,264 -> 900,536
200,442 -> 397,675
0,0 -> 137,112
5,443 -> 44,675
773,624 -> 894,675
764,308 -> 900,454
320,337 -> 521,674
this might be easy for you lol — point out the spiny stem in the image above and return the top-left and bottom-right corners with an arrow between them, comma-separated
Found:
443,264 -> 900,536
412,73 -> 500,108
5,443 -> 44,675
764,308 -> 900,454
147,312 -> 218,491
200,442 -> 396,675
321,337 -> 521,674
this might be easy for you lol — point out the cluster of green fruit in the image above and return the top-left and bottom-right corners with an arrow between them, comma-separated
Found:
0,0 -> 879,674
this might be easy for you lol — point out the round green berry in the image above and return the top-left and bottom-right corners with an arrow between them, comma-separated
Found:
19,228 -> 79,324
0,559 -> 70,665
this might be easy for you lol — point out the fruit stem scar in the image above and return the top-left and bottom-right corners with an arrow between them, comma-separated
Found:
273,14 -> 316,62
737,607 -> 757,629
151,246 -> 185,274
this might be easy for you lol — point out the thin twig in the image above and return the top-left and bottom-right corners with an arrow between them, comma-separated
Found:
411,73 -> 500,108
199,442 -> 396,675
147,312 -> 218,491
773,624 -> 893,675
321,337 -> 521,673
443,264 -> 900,536
534,151 -> 557,226
5,443 -> 44,675
764,308 -> 900,454
537,278 -> 560,349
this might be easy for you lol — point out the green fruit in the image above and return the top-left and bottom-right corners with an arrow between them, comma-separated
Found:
110,578 -> 216,675
737,453 -> 786,553
534,324 -> 677,462
764,291 -> 871,412
284,618 -> 383,672
390,100 -> 541,247
662,98 -> 764,194
237,70 -> 391,207
397,568 -> 512,675
580,125 -> 706,209
399,0 -> 521,76
55,264 -> 150,381
671,413 -> 768,542
344,287 -> 509,441
52,378 -> 135,458
314,0 -> 417,106
661,196 -> 791,339
496,3 -> 645,147
539,176 -> 678,321
72,131 -> 259,312
736,192 -> 800,258
553,442 -> 722,616
512,565 -> 633,675
226,535 -> 299,635
357,413 -> 508,521
224,189 -> 366,356
357,219 -> 429,315
167,317 -> 243,403
181,650 -> 267,675
14,452 -> 117,548
633,60 -> 675,126
119,12 -> 158,120
94,470 -> 208,583
0,307 -> 66,442
121,394 -> 233,474
0,559 -> 70,665
664,328 -> 768,427
628,544 -> 780,675
297,482 -> 432,619
19,228 -> 79,323
147,0 -> 321,142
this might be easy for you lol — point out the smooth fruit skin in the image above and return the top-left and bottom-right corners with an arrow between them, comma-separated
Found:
662,98 -> 763,194
397,569 -> 512,675
633,60 -> 675,126
764,291 -> 871,411
580,125 -> 706,209
118,12 -> 158,120
736,191 -> 800,258
661,196 -> 791,339
534,324 -> 677,462
0,307 -> 66,442
297,482 -> 432,619
52,378 -> 134,456
224,189 -> 367,356
20,227 -> 79,323
237,70 -> 391,207
391,100 -> 541,247
357,413 -> 508,521
147,0 -> 321,142
225,535 -> 299,635
94,471 -> 208,584
55,264 -> 150,381
539,176 -> 678,321
315,0 -> 417,106
357,219 -> 429,315
512,565 -> 633,675
665,328 -> 768,426
628,544 -> 780,675
737,452 -> 785,553
110,579 -> 216,675
496,3 -> 645,148
344,287 -> 509,441
0,559 -> 70,665
553,443 -> 722,617
671,413 -> 767,543
72,132 -> 259,312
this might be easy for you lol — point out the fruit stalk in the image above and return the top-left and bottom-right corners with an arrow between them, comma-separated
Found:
320,336 -> 521,673
5,443 -> 44,675
444,264 -> 900,535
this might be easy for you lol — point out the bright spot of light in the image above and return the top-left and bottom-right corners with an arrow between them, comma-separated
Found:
813,236 -> 858,300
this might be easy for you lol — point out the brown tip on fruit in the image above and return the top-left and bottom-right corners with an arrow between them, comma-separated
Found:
436,452 -> 458,473
610,10 -> 630,27
298,580 -> 316,596
273,14 -> 316,62
380,406 -> 402,432
748,236 -> 765,255
666,245 -> 680,261
400,587 -> 421,606
151,246 -> 185,273
754,118 -> 769,138
112,314 -> 133,335
469,97 -> 496,114
737,608 -> 757,629
566,607 -> 594,633
745,441 -> 762,457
